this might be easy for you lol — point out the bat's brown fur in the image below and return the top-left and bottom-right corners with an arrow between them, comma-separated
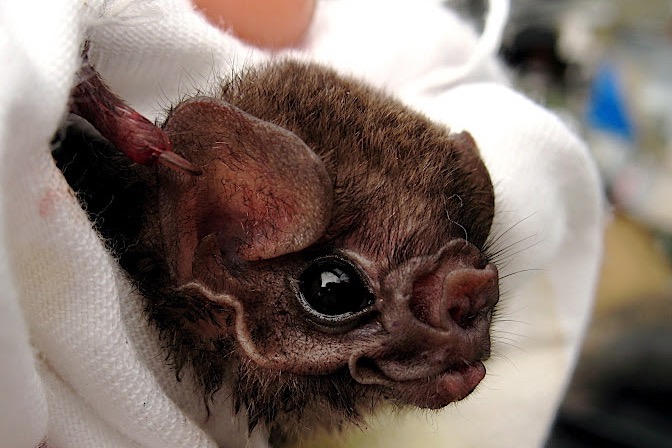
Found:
54,61 -> 497,445
216,61 -> 493,254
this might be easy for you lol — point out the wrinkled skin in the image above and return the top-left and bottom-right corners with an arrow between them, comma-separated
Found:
55,61 -> 498,445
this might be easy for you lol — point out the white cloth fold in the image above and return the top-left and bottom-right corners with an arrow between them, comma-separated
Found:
0,1 -> 603,447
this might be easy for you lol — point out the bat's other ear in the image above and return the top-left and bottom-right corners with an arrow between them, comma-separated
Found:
162,97 -> 333,262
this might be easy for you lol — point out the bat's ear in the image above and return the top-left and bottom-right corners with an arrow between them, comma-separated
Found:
162,97 -> 333,262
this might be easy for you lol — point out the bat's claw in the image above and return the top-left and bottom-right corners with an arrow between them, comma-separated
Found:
157,151 -> 203,176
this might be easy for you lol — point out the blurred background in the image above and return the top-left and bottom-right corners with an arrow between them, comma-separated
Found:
489,0 -> 672,446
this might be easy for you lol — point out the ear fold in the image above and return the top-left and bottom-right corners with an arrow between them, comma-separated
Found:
162,97 -> 333,264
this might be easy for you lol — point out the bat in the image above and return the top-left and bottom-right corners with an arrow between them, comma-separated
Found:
54,60 -> 499,446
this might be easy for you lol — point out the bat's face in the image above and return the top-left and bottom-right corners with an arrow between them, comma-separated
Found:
147,62 -> 498,437
60,61 -> 498,441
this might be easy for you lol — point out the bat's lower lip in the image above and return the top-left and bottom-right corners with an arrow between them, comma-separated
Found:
387,362 -> 486,409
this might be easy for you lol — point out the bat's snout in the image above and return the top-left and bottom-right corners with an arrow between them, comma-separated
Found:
409,263 -> 499,331
347,239 -> 499,408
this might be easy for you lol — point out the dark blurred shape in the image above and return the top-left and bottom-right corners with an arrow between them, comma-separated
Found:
546,295 -> 672,448
501,25 -> 569,87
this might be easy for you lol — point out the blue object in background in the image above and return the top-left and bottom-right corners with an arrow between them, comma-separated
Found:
586,62 -> 636,142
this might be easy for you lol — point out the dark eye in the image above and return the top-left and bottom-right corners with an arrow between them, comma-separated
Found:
299,258 -> 374,318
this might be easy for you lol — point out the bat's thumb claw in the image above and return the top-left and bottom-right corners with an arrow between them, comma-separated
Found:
157,151 -> 203,176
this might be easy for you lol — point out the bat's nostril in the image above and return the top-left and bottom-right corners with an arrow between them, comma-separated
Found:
447,301 -> 467,327
445,291 -> 484,329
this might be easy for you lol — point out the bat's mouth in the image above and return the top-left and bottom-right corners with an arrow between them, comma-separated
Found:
395,362 -> 486,409
351,357 -> 486,409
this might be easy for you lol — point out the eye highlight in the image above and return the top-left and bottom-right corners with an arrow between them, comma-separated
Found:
299,257 -> 374,319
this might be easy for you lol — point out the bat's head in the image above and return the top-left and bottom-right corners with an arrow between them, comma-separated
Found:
135,61 -> 497,439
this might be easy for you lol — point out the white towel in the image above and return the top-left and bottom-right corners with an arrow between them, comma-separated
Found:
0,1 -> 603,447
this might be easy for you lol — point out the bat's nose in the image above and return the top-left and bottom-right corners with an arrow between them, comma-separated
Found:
350,261 -> 498,385
355,239 -> 499,386
409,263 -> 499,331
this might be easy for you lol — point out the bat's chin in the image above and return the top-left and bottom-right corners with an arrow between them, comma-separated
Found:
379,362 -> 486,410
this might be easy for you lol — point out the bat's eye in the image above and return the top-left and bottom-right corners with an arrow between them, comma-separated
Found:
299,258 -> 374,319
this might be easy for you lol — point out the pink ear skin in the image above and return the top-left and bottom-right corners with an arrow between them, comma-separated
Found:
160,97 -> 333,280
